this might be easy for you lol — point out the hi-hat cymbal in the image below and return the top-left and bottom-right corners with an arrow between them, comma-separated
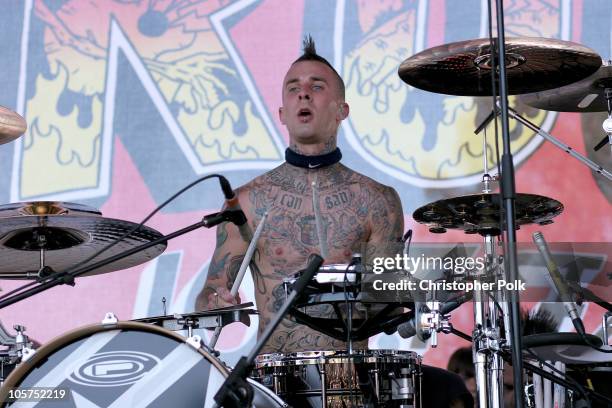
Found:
0,106 -> 27,145
398,37 -> 601,96
413,193 -> 563,236
521,63 -> 612,112
0,202 -> 166,279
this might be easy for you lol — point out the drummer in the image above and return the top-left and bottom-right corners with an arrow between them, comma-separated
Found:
195,36 -> 403,354
196,36 -> 475,408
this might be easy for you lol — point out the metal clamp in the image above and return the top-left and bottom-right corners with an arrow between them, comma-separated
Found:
417,300 -> 453,348
20,346 -> 36,362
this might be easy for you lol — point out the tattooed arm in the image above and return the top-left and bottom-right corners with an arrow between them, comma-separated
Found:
367,185 -> 404,261
195,192 -> 251,311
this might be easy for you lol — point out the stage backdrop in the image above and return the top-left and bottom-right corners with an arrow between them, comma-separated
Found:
0,0 -> 610,369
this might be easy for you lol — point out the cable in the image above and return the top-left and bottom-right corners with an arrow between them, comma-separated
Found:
451,328 -> 472,343
488,293 -> 504,316
0,174 -> 229,302
579,331 -> 612,354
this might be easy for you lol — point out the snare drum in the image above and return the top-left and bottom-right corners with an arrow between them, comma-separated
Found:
254,349 -> 421,408
0,321 -> 285,407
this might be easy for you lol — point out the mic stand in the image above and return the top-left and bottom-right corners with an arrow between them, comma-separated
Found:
565,281 -> 612,346
566,282 -> 612,313
213,254 -> 324,408
0,210 -> 246,310
491,1 -> 524,406
506,107 -> 612,180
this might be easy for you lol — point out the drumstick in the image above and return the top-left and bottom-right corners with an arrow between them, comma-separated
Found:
208,212 -> 268,349
230,212 -> 268,298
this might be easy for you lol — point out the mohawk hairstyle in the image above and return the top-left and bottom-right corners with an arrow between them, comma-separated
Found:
521,309 -> 558,335
293,35 -> 345,99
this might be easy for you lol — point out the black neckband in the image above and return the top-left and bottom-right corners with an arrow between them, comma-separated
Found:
285,147 -> 342,169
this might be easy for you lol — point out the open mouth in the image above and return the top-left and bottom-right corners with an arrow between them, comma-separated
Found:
297,108 -> 312,122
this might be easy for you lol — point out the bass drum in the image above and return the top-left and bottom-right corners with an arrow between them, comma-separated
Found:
0,321 -> 285,407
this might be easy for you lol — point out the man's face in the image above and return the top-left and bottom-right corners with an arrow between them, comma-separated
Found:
279,60 -> 348,147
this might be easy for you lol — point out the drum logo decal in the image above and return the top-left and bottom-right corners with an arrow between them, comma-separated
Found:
69,351 -> 160,387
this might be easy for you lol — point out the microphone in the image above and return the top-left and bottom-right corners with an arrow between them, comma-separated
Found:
219,176 -> 253,242
201,208 -> 249,230
397,294 -> 469,339
532,231 -> 585,336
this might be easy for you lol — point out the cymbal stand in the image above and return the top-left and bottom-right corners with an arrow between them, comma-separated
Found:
0,324 -> 35,386
505,106 -> 612,181
12,325 -> 35,363
593,88 -> 612,152
469,128 -> 508,408
0,211 -> 243,310
472,234 -> 506,408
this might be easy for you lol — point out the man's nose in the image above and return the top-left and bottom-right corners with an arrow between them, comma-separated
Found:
298,91 -> 311,100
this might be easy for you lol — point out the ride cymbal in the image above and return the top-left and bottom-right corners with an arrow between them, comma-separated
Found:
413,193 -> 563,236
0,202 -> 166,279
398,37 -> 601,96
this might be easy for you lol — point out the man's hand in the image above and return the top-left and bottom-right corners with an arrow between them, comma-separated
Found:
206,287 -> 242,310
195,190 -> 251,312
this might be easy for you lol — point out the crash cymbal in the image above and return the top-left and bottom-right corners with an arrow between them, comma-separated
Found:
413,193 -> 563,236
0,106 -> 26,145
521,63 -> 612,112
0,201 -> 166,279
398,37 -> 601,96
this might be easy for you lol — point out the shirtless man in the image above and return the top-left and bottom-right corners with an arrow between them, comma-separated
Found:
195,38 -> 403,354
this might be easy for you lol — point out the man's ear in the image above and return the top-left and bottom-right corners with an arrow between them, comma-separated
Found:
279,107 -> 286,125
338,102 -> 349,120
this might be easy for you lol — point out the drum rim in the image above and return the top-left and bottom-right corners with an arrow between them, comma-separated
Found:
0,320 -> 229,399
255,348 -> 420,367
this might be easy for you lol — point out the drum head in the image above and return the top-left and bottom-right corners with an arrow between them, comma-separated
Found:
0,321 -> 228,407
523,333 -> 610,364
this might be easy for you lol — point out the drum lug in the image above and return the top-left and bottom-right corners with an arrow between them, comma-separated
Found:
20,346 -> 36,363
101,312 -> 118,325
186,334 -> 202,349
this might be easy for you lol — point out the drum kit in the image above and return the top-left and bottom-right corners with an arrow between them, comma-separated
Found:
0,31 -> 610,408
